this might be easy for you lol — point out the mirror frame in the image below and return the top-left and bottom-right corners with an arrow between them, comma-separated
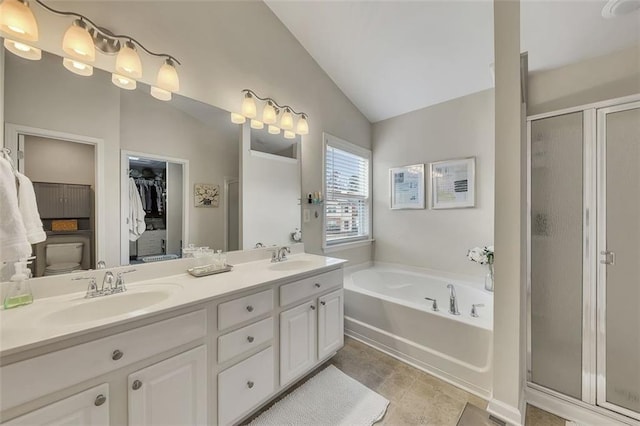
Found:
119,150 -> 190,265
5,122 -> 106,264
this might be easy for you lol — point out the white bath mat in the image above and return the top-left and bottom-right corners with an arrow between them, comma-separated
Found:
249,365 -> 389,426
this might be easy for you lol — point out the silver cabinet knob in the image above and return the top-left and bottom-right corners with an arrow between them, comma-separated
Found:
320,301 -> 326,306
94,394 -> 107,406
112,350 -> 123,361
246,305 -> 254,312
247,336 -> 255,343
310,305 -> 316,310
132,380 -> 143,390
314,283 -> 321,288
247,381 -> 254,389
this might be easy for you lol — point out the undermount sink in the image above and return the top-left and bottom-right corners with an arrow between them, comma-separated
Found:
40,284 -> 181,325
269,259 -> 314,271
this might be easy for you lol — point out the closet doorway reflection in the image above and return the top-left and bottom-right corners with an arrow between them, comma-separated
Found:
120,151 -> 188,265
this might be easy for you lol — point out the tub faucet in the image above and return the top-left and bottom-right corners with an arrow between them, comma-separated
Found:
447,284 -> 460,315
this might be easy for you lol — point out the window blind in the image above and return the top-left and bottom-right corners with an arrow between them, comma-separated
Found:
325,143 -> 370,245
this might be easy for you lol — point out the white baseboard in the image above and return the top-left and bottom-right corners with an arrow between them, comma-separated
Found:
487,398 -> 524,426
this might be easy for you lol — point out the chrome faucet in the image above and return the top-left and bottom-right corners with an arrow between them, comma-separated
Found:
102,271 -> 116,293
271,246 -> 291,263
424,297 -> 439,311
447,284 -> 460,315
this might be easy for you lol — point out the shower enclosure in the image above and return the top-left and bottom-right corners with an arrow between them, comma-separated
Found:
527,96 -> 640,423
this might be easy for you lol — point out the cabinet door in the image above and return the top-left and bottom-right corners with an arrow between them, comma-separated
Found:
4,384 -> 109,425
128,346 -> 207,426
318,289 -> 344,360
63,185 -> 92,218
280,300 -> 317,386
33,182 -> 65,218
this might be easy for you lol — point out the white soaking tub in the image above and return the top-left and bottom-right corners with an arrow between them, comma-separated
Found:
344,263 -> 493,397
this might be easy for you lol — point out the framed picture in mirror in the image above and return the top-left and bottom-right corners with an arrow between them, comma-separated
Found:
195,183 -> 220,208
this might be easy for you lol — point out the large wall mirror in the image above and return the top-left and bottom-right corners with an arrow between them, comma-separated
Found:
3,49 -> 302,278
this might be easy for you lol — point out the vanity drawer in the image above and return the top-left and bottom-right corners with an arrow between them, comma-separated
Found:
218,289 -> 274,331
218,347 -> 274,426
218,317 -> 274,363
1,310 -> 206,411
279,269 -> 342,307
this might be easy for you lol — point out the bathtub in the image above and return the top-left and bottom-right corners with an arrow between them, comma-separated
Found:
344,263 -> 493,397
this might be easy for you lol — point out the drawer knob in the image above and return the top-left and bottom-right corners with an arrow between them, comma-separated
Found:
112,349 -> 124,361
246,305 -> 254,312
321,301 -> 326,306
247,381 -> 254,389
314,283 -> 321,288
94,394 -> 107,407
310,305 -> 316,310
247,336 -> 255,343
132,380 -> 143,390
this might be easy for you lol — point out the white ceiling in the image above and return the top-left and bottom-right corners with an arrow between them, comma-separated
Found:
265,0 -> 640,123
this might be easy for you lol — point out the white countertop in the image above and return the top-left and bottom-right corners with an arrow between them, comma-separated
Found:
0,253 -> 346,358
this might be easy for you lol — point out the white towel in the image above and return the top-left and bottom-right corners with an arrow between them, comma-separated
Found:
129,177 -> 146,241
16,172 -> 46,244
0,157 -> 32,264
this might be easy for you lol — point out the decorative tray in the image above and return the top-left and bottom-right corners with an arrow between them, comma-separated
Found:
187,264 -> 233,278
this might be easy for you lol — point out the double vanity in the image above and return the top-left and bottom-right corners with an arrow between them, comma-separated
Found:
0,250 -> 346,425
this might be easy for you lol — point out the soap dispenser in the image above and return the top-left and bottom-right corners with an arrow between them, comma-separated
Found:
3,259 -> 34,309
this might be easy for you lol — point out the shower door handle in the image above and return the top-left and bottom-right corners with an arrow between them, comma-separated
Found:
600,250 -> 615,265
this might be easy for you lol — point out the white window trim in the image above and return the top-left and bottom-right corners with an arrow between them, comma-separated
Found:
322,132 -> 372,252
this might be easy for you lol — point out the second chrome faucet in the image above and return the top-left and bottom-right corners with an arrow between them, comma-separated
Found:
446,284 -> 460,315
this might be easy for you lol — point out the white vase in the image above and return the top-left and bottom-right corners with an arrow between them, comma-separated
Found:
485,263 -> 494,292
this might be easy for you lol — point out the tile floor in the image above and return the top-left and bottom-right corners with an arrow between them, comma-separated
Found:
245,336 -> 567,425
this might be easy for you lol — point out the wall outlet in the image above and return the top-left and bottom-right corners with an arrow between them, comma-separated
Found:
303,209 -> 310,223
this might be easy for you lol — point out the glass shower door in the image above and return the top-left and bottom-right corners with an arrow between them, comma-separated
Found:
597,102 -> 640,419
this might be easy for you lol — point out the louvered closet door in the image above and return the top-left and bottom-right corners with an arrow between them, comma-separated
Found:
597,102 -> 640,420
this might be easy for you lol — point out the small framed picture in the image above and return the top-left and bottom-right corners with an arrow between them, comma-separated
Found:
389,164 -> 425,209
430,157 -> 475,209
194,183 -> 220,208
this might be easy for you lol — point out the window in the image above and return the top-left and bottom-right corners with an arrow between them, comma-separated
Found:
323,133 -> 371,248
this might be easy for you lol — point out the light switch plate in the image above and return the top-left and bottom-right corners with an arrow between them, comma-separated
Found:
303,209 -> 310,223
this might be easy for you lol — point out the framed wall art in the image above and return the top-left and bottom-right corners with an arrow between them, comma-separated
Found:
194,183 -> 220,208
389,164 -> 425,209
430,157 -> 475,209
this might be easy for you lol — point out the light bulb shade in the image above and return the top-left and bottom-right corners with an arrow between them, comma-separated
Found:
62,20 -> 95,62
63,57 -> 93,76
4,38 -> 40,60
268,125 -> 280,135
262,102 -> 277,124
151,86 -> 172,101
112,73 -> 137,90
231,113 -> 246,124
280,109 -> 294,130
156,59 -> 179,92
116,41 -> 142,78
250,120 -> 264,129
296,115 -> 309,135
241,94 -> 257,118
283,130 -> 296,140
0,0 -> 38,41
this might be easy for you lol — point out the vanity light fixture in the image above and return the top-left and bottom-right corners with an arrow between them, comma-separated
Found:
0,0 -> 40,60
268,125 -> 281,135
0,0 -> 182,101
230,112 -> 246,124
232,89 -> 309,135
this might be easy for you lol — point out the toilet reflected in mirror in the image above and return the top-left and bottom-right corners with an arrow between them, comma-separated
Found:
44,243 -> 84,276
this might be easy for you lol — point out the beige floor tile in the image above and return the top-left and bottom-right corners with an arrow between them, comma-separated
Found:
525,404 -> 566,426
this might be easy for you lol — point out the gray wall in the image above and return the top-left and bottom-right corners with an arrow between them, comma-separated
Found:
528,44 -> 640,115
24,136 -> 95,187
372,89 -> 495,277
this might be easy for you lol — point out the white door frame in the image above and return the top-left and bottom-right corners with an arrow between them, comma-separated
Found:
4,123 -> 105,265
120,150 -> 189,265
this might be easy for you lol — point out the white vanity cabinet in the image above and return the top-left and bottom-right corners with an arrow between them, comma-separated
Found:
128,345 -> 207,426
3,384 -> 109,426
278,268 -> 344,387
